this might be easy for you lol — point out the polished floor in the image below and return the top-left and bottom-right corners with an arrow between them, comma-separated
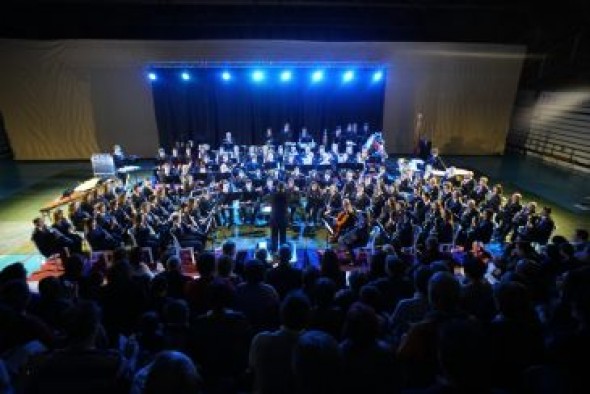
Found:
0,154 -> 588,272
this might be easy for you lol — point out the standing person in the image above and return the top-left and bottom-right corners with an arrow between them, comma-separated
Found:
270,182 -> 289,253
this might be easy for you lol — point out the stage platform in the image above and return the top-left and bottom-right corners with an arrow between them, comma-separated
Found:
0,155 -> 588,273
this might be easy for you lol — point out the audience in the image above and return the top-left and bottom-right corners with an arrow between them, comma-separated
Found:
265,244 -> 302,300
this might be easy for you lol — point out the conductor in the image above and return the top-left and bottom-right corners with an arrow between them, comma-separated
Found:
270,182 -> 289,253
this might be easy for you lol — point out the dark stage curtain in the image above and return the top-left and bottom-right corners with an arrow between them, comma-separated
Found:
151,68 -> 385,148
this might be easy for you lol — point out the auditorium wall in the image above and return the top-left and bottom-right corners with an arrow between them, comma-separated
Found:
0,39 -> 525,160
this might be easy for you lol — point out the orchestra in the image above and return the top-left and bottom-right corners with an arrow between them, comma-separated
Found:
36,122 -> 556,261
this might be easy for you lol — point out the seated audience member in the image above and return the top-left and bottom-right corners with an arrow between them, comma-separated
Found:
249,292 -> 311,394
308,278 -> 344,340
128,247 -> 154,282
234,259 -> 280,333
389,265 -> 433,344
161,299 -> 191,355
216,254 -> 242,290
191,280 -> 251,392
459,253 -> 496,323
301,266 -> 320,301
292,330 -> 342,394
340,302 -> 397,394
133,351 -> 203,394
369,254 -> 413,314
489,281 -> 544,390
23,301 -> 131,394
154,256 -> 190,300
334,271 -> 368,312
265,244 -> 302,300
397,272 -> 467,388
134,312 -> 164,370
99,261 -> 148,344
320,249 -> 346,289
185,252 -> 216,315
29,276 -> 73,333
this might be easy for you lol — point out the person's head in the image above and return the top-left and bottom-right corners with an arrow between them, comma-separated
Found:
243,259 -> 265,284
216,255 -> 234,278
32,217 -> 45,229
359,285 -> 383,312
277,181 -> 286,193
428,272 -> 461,313
165,256 -> 182,273
426,237 -> 439,252
313,278 -> 337,308
438,319 -> 490,390
254,248 -> 268,263
559,242 -> 575,260
0,279 -> 31,313
208,279 -> 233,311
385,255 -> 405,279
144,351 -> 203,394
163,299 -> 189,327
63,254 -> 85,280
292,330 -> 341,394
62,301 -> 101,348
279,243 -> 292,265
196,252 -> 216,278
38,276 -> 66,301
281,292 -> 310,331
494,281 -> 533,320
222,240 -> 237,259
463,253 -> 487,282
342,302 -> 379,345
414,265 -> 433,296
0,262 -> 27,286
320,250 -> 340,278
369,250 -> 387,279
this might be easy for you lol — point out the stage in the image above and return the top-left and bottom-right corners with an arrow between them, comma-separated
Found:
0,154 -> 588,273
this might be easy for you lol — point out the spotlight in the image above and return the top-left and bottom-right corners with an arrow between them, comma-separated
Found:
181,72 -> 190,81
252,70 -> 265,82
311,70 -> 324,83
280,70 -> 292,82
343,70 -> 355,83
148,72 -> 157,81
372,70 -> 384,82
221,71 -> 232,81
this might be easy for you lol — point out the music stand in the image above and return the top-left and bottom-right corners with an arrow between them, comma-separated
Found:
322,219 -> 334,248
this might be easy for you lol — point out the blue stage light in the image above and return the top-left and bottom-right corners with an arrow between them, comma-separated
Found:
280,70 -> 292,82
148,72 -> 157,81
343,70 -> 355,83
372,70 -> 384,82
221,71 -> 232,81
252,70 -> 265,82
311,70 -> 324,83
181,72 -> 191,81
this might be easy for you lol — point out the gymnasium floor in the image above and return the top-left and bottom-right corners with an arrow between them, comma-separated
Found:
0,154 -> 588,272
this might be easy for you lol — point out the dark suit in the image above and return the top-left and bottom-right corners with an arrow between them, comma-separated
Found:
270,191 -> 288,252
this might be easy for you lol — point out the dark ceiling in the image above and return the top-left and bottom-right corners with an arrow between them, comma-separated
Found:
1,1 -> 588,87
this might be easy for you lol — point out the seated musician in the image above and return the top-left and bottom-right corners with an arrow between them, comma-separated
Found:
280,123 -> 292,144
156,147 -> 167,166
318,145 -> 332,165
222,131 -> 235,149
352,184 -> 371,212
131,213 -> 160,256
333,126 -> 344,149
301,146 -> 314,166
341,170 -> 356,199
299,127 -> 313,144
169,213 -> 204,252
240,178 -> 260,225
427,147 -> 446,171
339,211 -> 370,251
245,154 -> 260,173
218,180 -> 236,227
329,198 -> 357,243
112,144 -> 126,169
32,217 -> 75,258
85,218 -> 119,251
305,181 -> 324,226
286,177 -> 301,224
324,184 -> 343,220
319,169 -> 333,189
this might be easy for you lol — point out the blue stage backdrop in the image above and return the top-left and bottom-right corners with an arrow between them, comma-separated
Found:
150,67 -> 386,148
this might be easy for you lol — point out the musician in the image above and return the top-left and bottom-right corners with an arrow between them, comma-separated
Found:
324,184 -> 343,219
286,177 -> 301,224
319,169 -> 334,188
265,128 -> 275,145
483,184 -> 503,213
339,211 -> 369,251
280,123 -> 292,145
218,180 -> 236,228
131,213 -> 160,256
270,182 -> 289,253
472,176 -> 490,205
341,171 -> 356,199
301,146 -> 314,166
461,172 -> 476,197
240,178 -> 260,225
305,181 -> 324,226
497,192 -> 522,241
352,184 -> 371,212
427,147 -> 446,171
445,190 -> 464,220
330,198 -> 357,243
32,217 -> 75,257
299,127 -> 313,144
333,126 -> 344,149
156,148 -> 167,166
222,132 -> 235,149
85,217 -> 119,251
